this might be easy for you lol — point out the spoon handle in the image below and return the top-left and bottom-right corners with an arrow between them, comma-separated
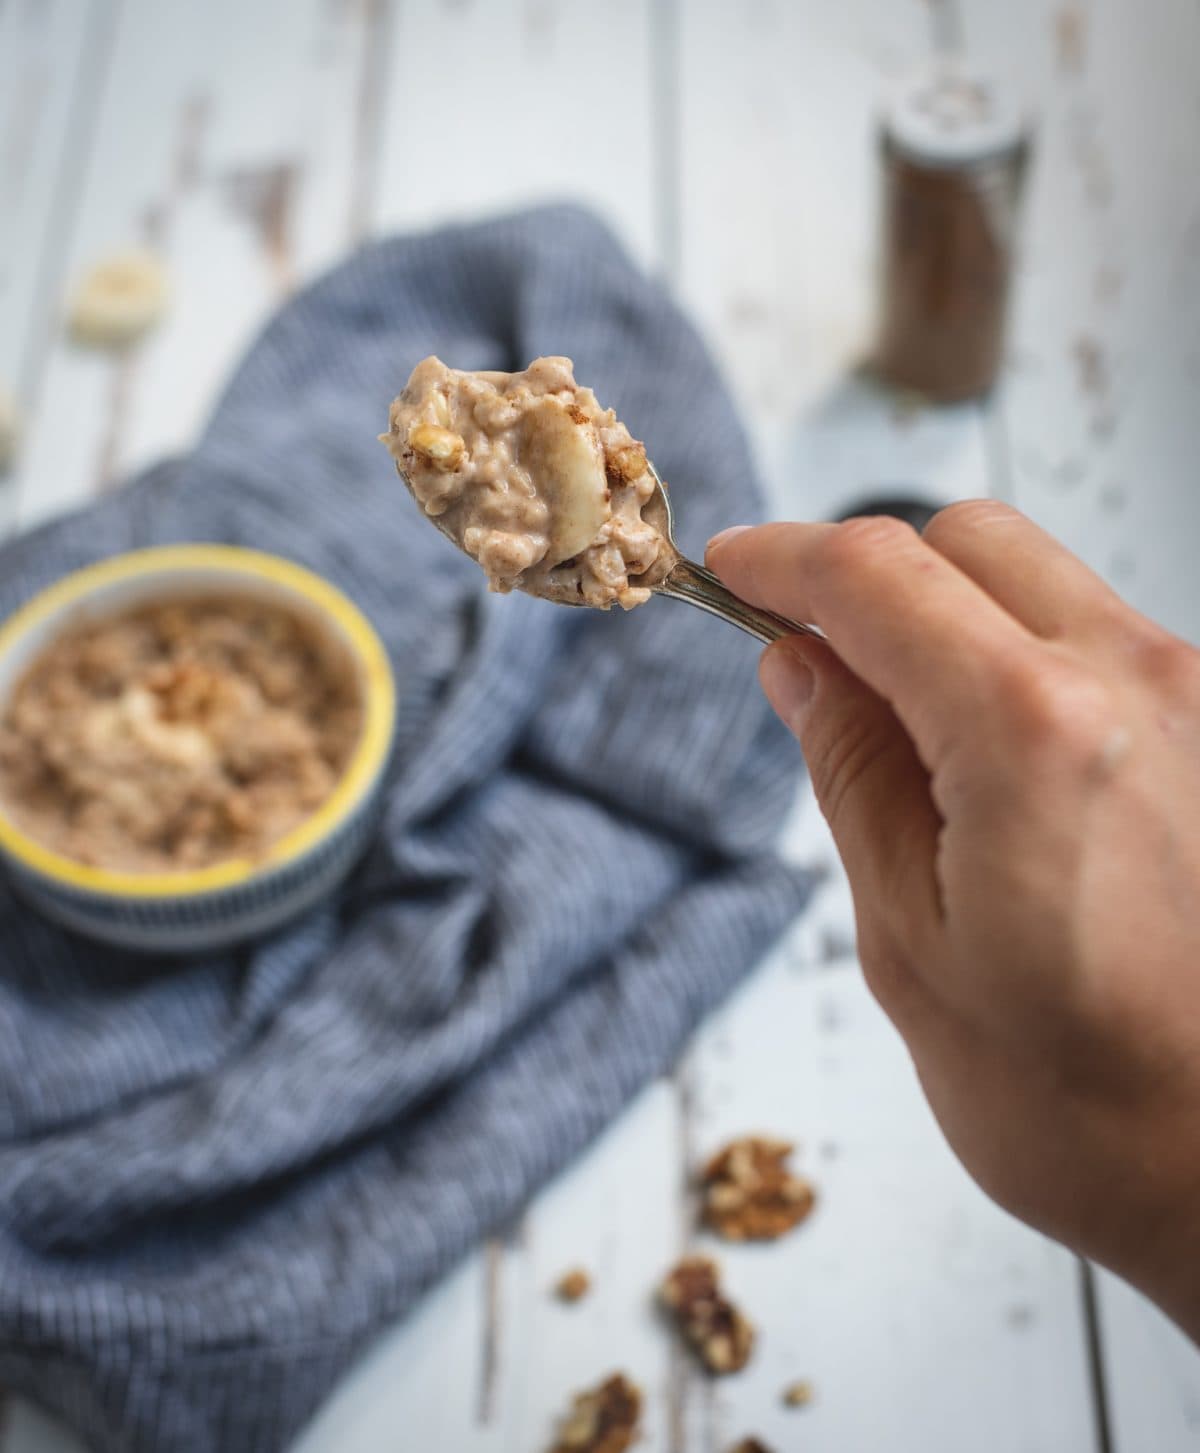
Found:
656,557 -> 822,645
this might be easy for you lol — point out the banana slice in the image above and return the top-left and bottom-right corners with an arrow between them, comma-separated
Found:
519,398 -> 609,567
0,383 -> 20,473
67,249 -> 170,348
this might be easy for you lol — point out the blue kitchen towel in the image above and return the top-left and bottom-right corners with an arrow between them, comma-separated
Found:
0,206 -> 813,1453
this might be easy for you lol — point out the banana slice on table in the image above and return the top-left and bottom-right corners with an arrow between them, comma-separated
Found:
0,384 -> 20,473
67,249 -> 170,348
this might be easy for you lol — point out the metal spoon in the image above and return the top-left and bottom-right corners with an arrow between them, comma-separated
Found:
639,464 -> 820,645
394,456 -> 818,645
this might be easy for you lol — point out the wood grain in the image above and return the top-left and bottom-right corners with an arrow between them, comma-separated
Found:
368,0 -> 658,266
675,0 -> 994,528
0,0 -> 118,531
3,2 -> 1200,1451
957,0 -> 1200,641
1099,1273 -> 1200,1453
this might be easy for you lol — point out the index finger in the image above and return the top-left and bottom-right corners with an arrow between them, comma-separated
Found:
706,517 -> 1034,769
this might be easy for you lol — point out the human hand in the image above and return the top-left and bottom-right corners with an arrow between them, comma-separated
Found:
707,502 -> 1200,1341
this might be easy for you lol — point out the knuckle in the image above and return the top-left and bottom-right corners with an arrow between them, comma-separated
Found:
922,498 -> 1019,549
1128,627 -> 1200,700
819,515 -> 918,575
998,655 -> 1117,757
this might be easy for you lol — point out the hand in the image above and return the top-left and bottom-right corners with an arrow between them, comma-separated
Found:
708,502 -> 1200,1342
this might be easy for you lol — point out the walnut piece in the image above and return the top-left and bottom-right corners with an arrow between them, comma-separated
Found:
701,1136 -> 816,1242
660,1255 -> 755,1374
550,1373 -> 641,1453
782,1378 -> 815,1407
407,421 -> 464,469
554,1267 -> 592,1303
727,1441 -> 776,1453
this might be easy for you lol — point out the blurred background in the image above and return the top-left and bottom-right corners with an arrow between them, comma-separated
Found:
2,1 -> 1199,1450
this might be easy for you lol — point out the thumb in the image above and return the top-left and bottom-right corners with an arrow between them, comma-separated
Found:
761,636 -> 943,950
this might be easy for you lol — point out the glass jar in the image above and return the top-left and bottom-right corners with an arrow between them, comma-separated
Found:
874,65 -> 1032,403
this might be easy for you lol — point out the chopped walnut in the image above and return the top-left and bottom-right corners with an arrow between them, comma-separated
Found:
408,421 -> 465,469
782,1378 -> 815,1407
660,1255 -> 755,1374
605,440 -> 648,484
701,1136 -> 816,1242
550,1373 -> 641,1453
554,1267 -> 592,1303
727,1440 -> 776,1453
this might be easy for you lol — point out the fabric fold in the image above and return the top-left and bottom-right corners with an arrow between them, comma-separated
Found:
0,205 -> 813,1453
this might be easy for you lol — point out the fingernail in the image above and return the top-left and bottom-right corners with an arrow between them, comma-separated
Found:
705,525 -> 752,556
759,643 -> 814,732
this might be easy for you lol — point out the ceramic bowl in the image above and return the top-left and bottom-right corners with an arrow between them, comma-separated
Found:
0,545 -> 395,952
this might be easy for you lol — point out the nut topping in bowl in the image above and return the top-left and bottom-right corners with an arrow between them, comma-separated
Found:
0,594 -> 363,875
381,356 -> 672,610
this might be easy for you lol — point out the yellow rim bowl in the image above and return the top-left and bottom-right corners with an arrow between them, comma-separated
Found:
0,545 -> 396,899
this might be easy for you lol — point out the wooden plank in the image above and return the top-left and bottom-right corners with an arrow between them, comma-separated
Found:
501,1083 -> 685,1452
0,0 -> 106,387
9,0 -> 377,533
368,0 -> 658,267
1098,1273 -> 1200,1453
676,0 -> 994,528
0,0 -> 114,526
956,0 -> 1200,641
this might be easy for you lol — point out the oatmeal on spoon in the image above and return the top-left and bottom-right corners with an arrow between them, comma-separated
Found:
381,355 -> 816,642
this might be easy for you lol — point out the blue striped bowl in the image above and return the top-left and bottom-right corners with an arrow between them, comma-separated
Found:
0,546 -> 396,953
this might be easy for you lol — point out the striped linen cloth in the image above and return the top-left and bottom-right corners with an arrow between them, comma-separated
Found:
0,206 -> 814,1453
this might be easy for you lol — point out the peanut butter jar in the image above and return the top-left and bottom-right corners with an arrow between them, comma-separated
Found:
874,65 -> 1032,402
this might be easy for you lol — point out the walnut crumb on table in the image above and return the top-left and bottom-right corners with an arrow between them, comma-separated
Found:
554,1267 -> 592,1303
727,1440 -> 776,1453
549,1373 -> 641,1453
659,1255 -> 755,1374
783,1378 -> 815,1407
701,1135 -> 817,1241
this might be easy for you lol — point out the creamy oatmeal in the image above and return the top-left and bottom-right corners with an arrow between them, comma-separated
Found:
381,356 -> 671,609
0,596 -> 363,873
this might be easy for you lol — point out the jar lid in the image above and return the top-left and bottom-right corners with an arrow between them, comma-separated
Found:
882,63 -> 1029,167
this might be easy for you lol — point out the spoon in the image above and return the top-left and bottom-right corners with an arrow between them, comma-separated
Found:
393,454 -> 819,645
636,465 -> 820,644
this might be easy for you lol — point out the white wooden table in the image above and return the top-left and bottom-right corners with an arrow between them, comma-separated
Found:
3,2 -> 1199,1449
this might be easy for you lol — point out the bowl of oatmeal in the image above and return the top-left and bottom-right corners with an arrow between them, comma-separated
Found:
0,546 -> 395,951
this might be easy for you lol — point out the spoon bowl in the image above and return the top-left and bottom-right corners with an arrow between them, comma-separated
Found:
393,455 -> 817,643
